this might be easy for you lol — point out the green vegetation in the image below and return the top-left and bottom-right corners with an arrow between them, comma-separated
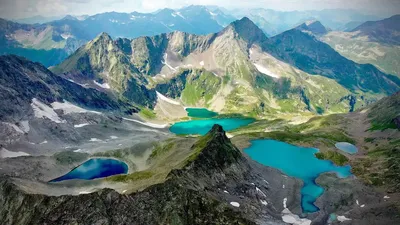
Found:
52,151 -> 88,165
107,170 -> 155,182
351,139 -> 400,191
139,108 -> 157,119
367,92 -> 399,131
149,140 -> 176,160
184,130 -> 213,164
364,137 -> 375,143
181,69 -> 221,106
315,151 -> 349,166
368,122 -> 397,131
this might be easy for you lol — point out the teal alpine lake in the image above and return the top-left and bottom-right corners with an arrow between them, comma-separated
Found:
244,139 -> 352,213
170,118 -> 255,135
335,142 -> 358,154
186,108 -> 218,118
50,158 -> 128,182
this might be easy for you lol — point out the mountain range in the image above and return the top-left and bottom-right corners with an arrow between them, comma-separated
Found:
0,6 -> 387,68
0,6 -> 234,67
50,17 -> 399,119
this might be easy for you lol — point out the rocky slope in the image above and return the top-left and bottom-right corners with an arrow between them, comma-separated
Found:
0,55 -> 169,156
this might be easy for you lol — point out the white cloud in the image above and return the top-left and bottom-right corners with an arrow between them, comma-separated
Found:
0,0 -> 399,19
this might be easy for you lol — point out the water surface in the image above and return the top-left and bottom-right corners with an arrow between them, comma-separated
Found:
50,158 -> 128,182
335,142 -> 358,154
170,118 -> 255,135
186,108 -> 218,118
244,139 -> 352,213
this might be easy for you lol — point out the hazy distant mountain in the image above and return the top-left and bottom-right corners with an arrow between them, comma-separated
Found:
0,6 -> 235,67
351,14 -> 400,45
13,15 -> 64,24
341,21 -> 365,31
321,15 -> 400,77
226,8 -> 381,36
295,20 -> 330,35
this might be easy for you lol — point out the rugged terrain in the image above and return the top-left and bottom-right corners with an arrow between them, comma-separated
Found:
0,6 -> 235,67
52,18 -> 399,121
0,55 -> 169,156
1,125 -> 398,225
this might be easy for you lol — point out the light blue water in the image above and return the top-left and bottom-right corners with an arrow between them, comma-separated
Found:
170,118 -> 255,135
335,142 -> 358,154
244,139 -> 352,213
186,108 -> 218,118
50,158 -> 128,182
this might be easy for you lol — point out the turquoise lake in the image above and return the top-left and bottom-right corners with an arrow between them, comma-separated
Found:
335,142 -> 358,154
186,108 -> 218,118
50,158 -> 128,182
169,118 -> 255,135
244,139 -> 352,213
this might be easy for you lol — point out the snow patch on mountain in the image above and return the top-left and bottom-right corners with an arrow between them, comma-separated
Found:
0,148 -> 30,158
156,91 -> 181,105
31,98 -> 65,123
51,101 -> 101,114
122,117 -> 168,129
74,123 -> 90,128
93,80 -> 111,89
161,53 -> 177,71
253,63 -> 280,78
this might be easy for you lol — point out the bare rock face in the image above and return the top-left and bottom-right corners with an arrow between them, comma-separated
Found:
393,116 -> 400,129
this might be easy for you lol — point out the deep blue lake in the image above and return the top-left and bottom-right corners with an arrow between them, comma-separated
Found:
186,108 -> 218,118
244,139 -> 352,213
169,118 -> 255,135
50,158 -> 128,182
335,142 -> 358,154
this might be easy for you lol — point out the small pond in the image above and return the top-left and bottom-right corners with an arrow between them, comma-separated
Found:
335,142 -> 358,154
50,158 -> 128,182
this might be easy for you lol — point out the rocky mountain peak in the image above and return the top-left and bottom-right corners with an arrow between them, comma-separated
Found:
225,17 -> 268,46
185,124 -> 244,172
296,20 -> 329,35
92,32 -> 113,44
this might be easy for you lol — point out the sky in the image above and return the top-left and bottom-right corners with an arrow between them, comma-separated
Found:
0,0 -> 399,19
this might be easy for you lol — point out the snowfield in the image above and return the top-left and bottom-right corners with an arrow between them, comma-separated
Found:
253,63 -> 280,78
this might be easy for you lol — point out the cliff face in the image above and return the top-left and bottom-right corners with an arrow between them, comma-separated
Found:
0,178 -> 255,225
0,125 -> 301,225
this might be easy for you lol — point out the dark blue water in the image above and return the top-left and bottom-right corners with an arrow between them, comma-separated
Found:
50,158 -> 128,182
186,108 -> 218,118
335,142 -> 358,154
244,139 -> 352,213
169,118 -> 255,135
